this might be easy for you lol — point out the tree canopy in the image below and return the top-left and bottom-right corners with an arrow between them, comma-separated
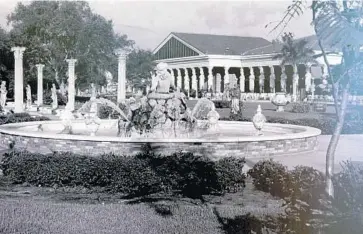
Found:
273,32 -> 316,66
7,1 -> 134,88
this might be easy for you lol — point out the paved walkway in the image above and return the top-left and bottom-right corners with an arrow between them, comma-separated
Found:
245,134 -> 363,174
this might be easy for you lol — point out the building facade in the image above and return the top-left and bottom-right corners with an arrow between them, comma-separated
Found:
153,32 -> 342,100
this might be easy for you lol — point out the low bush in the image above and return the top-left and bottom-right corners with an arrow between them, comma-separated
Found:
248,159 -> 292,198
248,159 -> 363,234
1,149 -> 246,198
212,100 -> 230,109
291,103 -> 311,113
0,113 -> 50,125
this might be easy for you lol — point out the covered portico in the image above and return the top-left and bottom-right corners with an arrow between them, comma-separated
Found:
153,32 -> 337,101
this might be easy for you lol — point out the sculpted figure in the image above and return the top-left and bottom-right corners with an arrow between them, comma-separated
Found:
0,81 -> 7,109
150,62 -> 175,94
51,83 -> 58,109
26,84 -> 32,108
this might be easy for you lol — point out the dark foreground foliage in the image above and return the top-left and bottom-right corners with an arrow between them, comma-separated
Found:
0,148 -> 246,199
247,159 -> 363,234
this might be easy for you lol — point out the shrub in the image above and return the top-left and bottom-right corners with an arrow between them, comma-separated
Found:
248,159 -> 292,198
1,150 -> 246,199
0,113 -> 50,125
212,100 -> 230,109
291,103 -> 311,113
289,166 -> 325,207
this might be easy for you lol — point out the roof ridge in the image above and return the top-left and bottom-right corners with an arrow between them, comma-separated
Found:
172,31 -> 266,39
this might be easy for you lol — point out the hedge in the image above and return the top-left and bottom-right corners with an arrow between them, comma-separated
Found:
1,149 -> 246,199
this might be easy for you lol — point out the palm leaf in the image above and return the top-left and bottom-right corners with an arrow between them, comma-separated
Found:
313,1 -> 363,49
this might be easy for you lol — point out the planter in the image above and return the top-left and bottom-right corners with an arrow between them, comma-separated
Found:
271,92 -> 288,112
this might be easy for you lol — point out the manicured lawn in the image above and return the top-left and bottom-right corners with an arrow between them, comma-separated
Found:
0,177 -> 283,234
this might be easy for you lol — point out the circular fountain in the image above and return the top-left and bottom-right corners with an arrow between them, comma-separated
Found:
0,63 -> 321,160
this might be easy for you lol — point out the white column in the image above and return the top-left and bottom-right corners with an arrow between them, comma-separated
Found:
36,64 -> 44,107
199,67 -> 205,91
216,73 -> 222,93
191,67 -> 197,92
259,66 -> 264,93
239,67 -> 245,92
281,66 -> 287,92
249,67 -> 255,92
208,66 -> 213,91
169,69 -> 175,86
183,68 -> 189,91
224,66 -> 230,86
177,68 -> 182,88
117,51 -> 127,103
292,64 -> 298,101
66,59 -> 77,111
11,47 -> 26,113
270,66 -> 275,93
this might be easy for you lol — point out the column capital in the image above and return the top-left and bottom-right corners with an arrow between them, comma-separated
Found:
36,64 -> 45,70
66,59 -> 77,65
200,67 -> 204,74
116,49 -> 128,60
11,47 -> 26,60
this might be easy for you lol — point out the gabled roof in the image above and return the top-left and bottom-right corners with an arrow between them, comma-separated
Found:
295,35 -> 341,52
172,32 -> 273,55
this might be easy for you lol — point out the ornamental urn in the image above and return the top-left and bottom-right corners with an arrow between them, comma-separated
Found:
252,105 -> 266,136
271,92 -> 288,112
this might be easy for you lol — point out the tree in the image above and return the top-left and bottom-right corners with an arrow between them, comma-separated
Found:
125,49 -> 156,91
7,1 -> 134,90
269,0 -> 363,198
273,32 -> 316,100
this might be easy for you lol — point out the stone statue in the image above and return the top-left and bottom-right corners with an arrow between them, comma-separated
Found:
60,102 -> 75,134
207,104 -> 220,132
51,83 -> 58,109
281,73 -> 287,92
90,83 -> 97,100
150,62 -> 175,94
0,81 -> 7,109
60,80 -> 66,95
26,84 -> 32,108
252,105 -> 266,136
230,84 -> 241,115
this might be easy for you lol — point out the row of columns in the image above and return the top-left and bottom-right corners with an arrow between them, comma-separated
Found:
168,64 -> 317,100
11,47 -> 127,113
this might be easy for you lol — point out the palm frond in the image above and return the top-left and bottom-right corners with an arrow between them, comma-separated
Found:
267,0 -> 308,36
313,1 -> 363,49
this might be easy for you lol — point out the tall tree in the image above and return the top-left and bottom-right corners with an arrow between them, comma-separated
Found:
269,0 -> 363,198
7,1 -> 134,89
126,49 -> 155,90
273,32 -> 316,100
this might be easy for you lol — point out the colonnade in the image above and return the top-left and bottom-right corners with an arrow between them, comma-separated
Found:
168,64 -> 320,100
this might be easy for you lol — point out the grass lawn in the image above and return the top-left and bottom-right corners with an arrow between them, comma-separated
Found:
0,175 -> 283,234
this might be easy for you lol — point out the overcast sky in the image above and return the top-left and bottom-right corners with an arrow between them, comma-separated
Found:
0,0 -> 315,50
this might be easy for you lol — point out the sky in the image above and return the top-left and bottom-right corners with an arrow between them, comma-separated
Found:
0,0 -> 315,51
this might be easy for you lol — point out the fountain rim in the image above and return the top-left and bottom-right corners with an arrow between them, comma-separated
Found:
0,120 -> 321,143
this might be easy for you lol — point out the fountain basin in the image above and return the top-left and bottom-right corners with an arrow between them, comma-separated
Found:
0,120 -> 321,160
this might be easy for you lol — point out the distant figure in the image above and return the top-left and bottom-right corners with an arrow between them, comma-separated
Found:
51,83 -> 58,110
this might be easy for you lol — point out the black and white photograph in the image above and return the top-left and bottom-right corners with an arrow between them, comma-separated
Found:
0,0 -> 362,233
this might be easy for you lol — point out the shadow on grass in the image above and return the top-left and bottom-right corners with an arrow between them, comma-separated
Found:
212,207 -> 268,234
